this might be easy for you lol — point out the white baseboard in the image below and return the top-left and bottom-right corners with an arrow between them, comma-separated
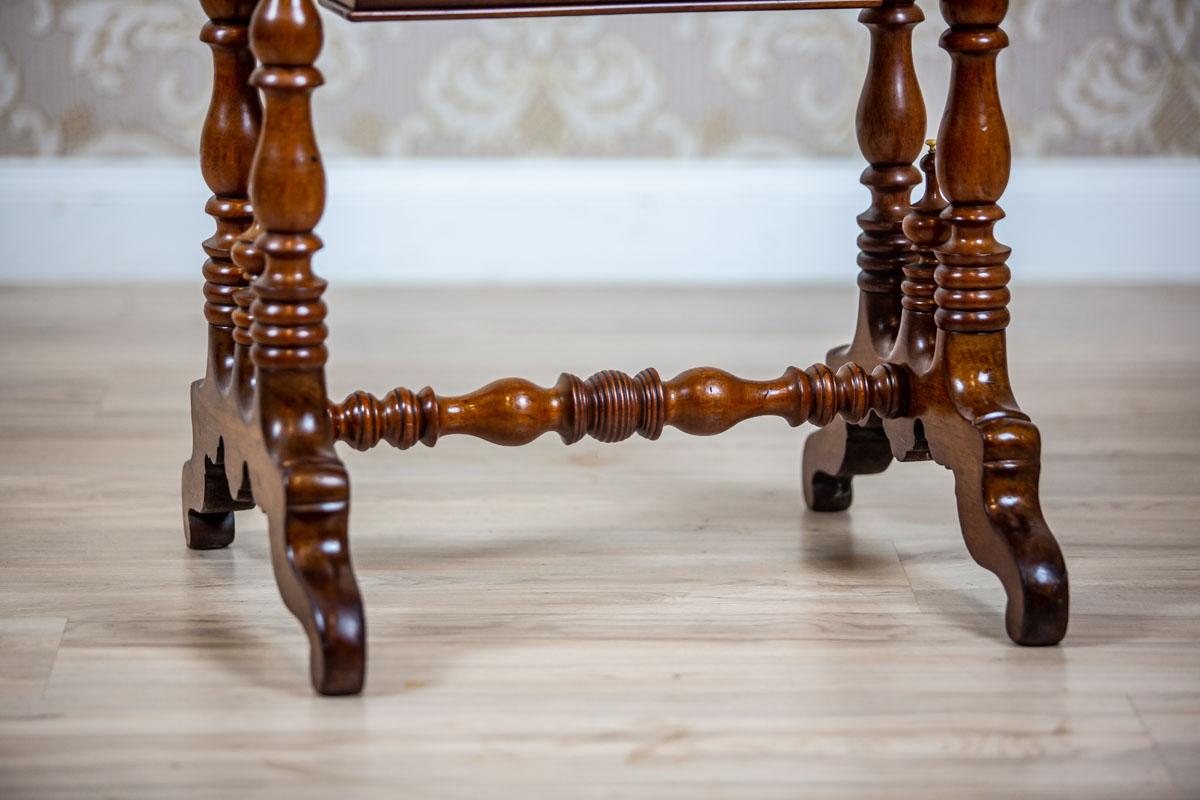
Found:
1,158 -> 1197,284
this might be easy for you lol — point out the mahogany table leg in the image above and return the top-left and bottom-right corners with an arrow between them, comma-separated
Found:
919,0 -> 1068,645
181,0 -> 261,550
248,0 -> 366,694
803,0 -> 924,511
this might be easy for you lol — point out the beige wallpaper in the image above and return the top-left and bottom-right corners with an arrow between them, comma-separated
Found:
0,0 -> 1197,158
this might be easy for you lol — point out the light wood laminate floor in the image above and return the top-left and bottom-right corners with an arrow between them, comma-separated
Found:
1,285 -> 1198,799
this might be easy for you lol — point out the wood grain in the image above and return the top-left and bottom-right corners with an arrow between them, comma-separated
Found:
183,0 -> 366,696
802,0 -> 1067,649
1,285 -> 1198,798
329,363 -> 905,450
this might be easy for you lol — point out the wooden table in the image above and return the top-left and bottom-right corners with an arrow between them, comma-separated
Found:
183,0 -> 1068,695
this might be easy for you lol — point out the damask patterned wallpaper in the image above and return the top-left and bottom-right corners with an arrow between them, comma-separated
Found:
0,0 -> 1196,158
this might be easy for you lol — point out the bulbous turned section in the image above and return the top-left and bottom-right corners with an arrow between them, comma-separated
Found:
247,0 -> 329,374
854,0 -> 925,296
329,363 -> 909,452
934,0 -> 1013,334
198,9 -> 259,338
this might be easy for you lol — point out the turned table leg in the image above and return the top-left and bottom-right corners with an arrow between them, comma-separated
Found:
920,0 -> 1068,645
803,0 -> 925,511
247,0 -> 366,695
181,0 -> 261,549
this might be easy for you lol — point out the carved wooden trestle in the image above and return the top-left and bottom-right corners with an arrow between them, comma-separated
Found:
183,0 -> 1069,696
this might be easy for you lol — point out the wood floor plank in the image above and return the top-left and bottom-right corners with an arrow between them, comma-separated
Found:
0,285 -> 1197,798
1130,693 -> 1200,792
0,618 -> 66,702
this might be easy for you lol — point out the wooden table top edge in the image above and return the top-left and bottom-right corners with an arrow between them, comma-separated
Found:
319,0 -> 880,22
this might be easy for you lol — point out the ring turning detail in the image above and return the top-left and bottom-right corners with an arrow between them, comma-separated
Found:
183,0 -> 1069,696
330,363 -> 908,451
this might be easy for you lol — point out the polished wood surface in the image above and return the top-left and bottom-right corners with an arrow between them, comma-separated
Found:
320,0 -> 878,22
183,0 -> 1069,695
184,0 -> 365,696
802,0 -> 1067,647
3,285 -> 1200,798
801,0 -> 926,516
922,0 -> 1068,646
330,363 -> 905,450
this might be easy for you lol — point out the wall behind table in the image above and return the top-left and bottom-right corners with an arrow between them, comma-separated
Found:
0,1 -> 1197,283
1,0 -> 1196,157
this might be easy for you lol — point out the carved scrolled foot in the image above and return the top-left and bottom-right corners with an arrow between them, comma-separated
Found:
923,0 -> 1067,644
263,459 -> 365,696
938,413 -> 1068,646
181,436 -> 252,550
802,418 -> 894,512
